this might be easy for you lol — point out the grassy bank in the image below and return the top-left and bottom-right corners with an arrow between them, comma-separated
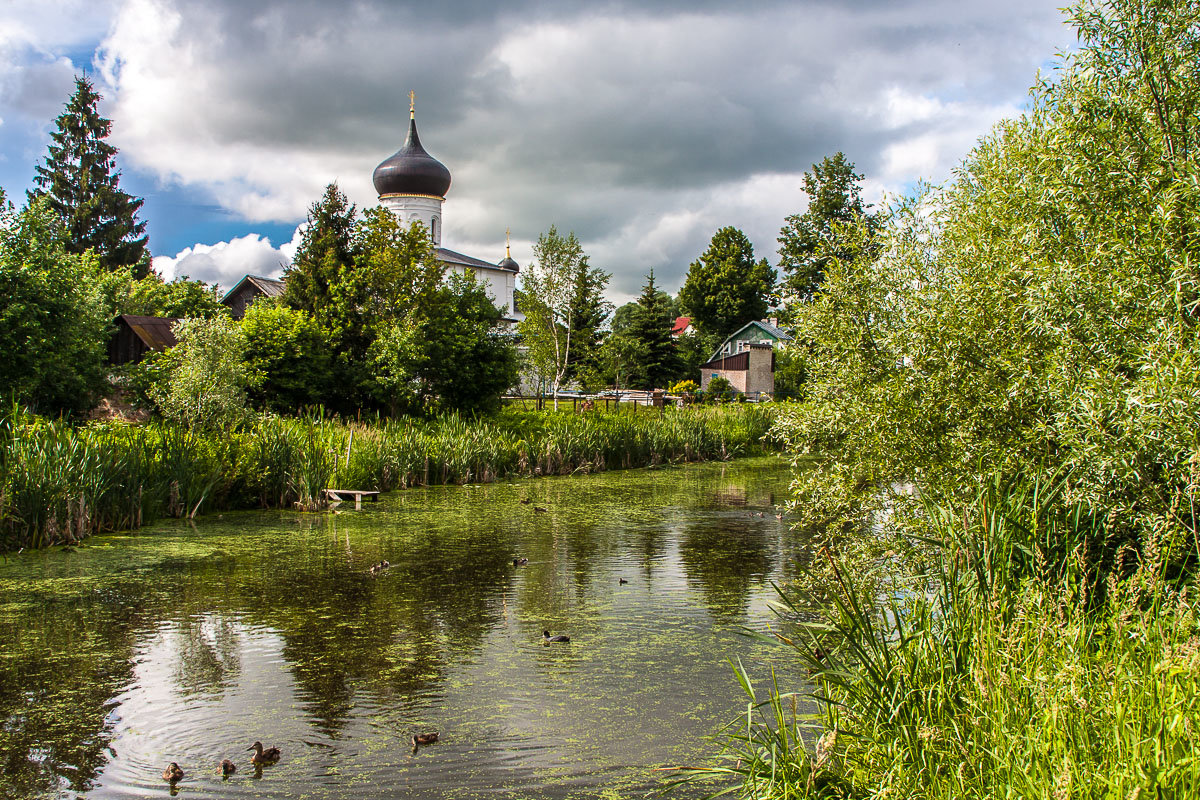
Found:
678,478 -> 1200,799
0,403 -> 778,550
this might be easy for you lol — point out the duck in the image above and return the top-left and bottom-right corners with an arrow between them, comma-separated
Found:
618,578 -> 628,585
519,498 -> 531,505
369,560 -> 391,574
412,732 -> 439,747
542,629 -> 570,643
220,759 -> 236,777
162,762 -> 184,783
533,506 -> 549,513
513,557 -> 528,566
247,741 -> 281,765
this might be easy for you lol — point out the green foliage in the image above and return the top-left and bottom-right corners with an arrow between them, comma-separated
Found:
595,331 -> 648,389
679,226 -> 776,339
772,343 -> 808,400
775,0 -> 1200,559
675,329 -> 721,385
370,272 -> 518,415
149,316 -> 250,430
0,403 -> 778,549
566,257 -> 613,390
282,182 -> 357,319
625,270 -> 681,390
706,375 -> 735,403
518,226 -> 590,396
30,76 -> 148,276
116,272 -> 227,318
0,196 -> 109,415
682,478 -> 1200,800
777,152 -> 880,306
241,303 -> 332,412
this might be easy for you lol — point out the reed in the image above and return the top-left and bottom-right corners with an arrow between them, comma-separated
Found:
0,403 -> 780,550
676,475 -> 1200,799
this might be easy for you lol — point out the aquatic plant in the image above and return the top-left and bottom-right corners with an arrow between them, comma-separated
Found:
0,403 -> 779,549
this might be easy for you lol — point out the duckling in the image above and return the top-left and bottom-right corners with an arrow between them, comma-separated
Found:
411,732 -> 439,754
220,759 -> 236,777
542,629 -> 570,643
513,557 -> 528,566
533,506 -> 548,513
162,762 -> 184,783
247,741 -> 281,765
519,498 -> 531,505
618,578 -> 628,585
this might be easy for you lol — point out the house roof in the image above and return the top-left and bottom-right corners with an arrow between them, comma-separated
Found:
708,319 -> 793,361
221,274 -> 285,304
700,351 -> 750,372
115,314 -> 180,351
438,247 -> 516,272
671,316 -> 692,335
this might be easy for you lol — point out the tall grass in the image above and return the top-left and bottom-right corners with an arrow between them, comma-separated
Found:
0,403 -> 779,550
676,476 -> 1200,798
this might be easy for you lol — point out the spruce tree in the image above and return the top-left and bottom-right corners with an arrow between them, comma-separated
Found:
31,76 -> 149,276
565,260 -> 612,388
282,182 -> 357,320
627,270 -> 680,390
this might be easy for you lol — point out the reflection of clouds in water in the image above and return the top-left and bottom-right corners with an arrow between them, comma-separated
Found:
170,613 -> 242,696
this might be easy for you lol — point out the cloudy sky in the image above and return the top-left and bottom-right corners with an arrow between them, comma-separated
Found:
1,0 -> 1074,300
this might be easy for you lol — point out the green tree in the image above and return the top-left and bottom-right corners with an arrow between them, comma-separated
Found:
626,270 -> 680,390
323,208 -> 444,409
517,226 -> 589,401
282,183 -> 357,319
678,227 -> 776,339
371,272 -> 517,414
149,316 -> 249,429
597,332 -> 648,390
565,259 -> 613,390
777,0 -> 1200,565
119,273 -> 227,319
30,76 -> 149,276
0,193 -> 109,415
241,303 -> 333,413
777,152 -> 881,305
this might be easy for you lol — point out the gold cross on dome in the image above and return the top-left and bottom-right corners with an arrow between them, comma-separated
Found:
409,90 -> 416,118
506,226 -> 512,257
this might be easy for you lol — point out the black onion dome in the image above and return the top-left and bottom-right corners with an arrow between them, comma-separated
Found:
498,256 -> 519,271
372,116 -> 452,198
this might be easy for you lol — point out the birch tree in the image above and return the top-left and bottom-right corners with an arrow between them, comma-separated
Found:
518,226 -> 588,406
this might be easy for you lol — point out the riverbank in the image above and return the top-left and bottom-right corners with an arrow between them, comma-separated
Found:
0,403 -> 778,551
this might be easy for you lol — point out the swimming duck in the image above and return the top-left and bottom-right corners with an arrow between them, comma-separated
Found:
542,629 -> 570,643
412,732 -> 439,746
162,762 -> 184,783
619,578 -> 628,585
533,506 -> 549,513
369,560 -> 391,574
513,557 -> 528,566
247,741 -> 281,765
220,759 -> 236,777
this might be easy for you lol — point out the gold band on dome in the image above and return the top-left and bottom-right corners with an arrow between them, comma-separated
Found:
379,193 -> 445,200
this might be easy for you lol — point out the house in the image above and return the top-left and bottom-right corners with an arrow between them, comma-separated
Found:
221,274 -> 285,320
671,316 -> 694,339
108,314 -> 180,365
699,342 -> 776,397
708,318 -> 793,360
696,318 -> 793,398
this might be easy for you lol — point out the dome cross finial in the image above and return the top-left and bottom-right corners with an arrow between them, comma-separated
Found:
506,226 -> 512,258
409,90 -> 416,119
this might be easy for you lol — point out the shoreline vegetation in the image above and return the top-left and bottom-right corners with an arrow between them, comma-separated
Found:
0,403 -> 778,552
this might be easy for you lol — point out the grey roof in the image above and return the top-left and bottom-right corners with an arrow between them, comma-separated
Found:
708,319 -> 794,362
438,247 -> 513,272
221,274 -> 285,304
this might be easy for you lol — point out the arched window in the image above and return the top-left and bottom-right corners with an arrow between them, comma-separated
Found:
431,216 -> 439,243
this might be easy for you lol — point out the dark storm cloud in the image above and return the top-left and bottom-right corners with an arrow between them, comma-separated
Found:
85,0 -> 1070,294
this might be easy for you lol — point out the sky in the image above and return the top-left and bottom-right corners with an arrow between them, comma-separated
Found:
0,0 -> 1075,301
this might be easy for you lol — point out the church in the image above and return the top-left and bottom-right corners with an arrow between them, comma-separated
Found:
223,96 -> 522,322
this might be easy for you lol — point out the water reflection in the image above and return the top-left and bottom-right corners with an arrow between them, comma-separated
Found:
0,457 -> 809,799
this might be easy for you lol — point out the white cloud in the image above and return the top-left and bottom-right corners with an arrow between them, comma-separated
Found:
152,228 -> 300,289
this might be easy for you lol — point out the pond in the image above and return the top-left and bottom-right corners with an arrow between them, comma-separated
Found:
0,456 -> 812,799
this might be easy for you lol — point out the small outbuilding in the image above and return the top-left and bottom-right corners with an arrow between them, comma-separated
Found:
699,342 -> 776,398
108,314 -> 181,365
221,274 -> 285,320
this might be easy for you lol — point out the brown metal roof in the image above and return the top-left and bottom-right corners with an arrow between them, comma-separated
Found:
116,314 -> 180,351
699,351 -> 750,372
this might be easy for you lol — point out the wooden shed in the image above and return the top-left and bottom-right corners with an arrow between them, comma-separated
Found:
221,274 -> 285,320
108,315 -> 181,365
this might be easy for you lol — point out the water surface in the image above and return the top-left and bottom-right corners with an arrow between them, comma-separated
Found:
0,457 -> 810,799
